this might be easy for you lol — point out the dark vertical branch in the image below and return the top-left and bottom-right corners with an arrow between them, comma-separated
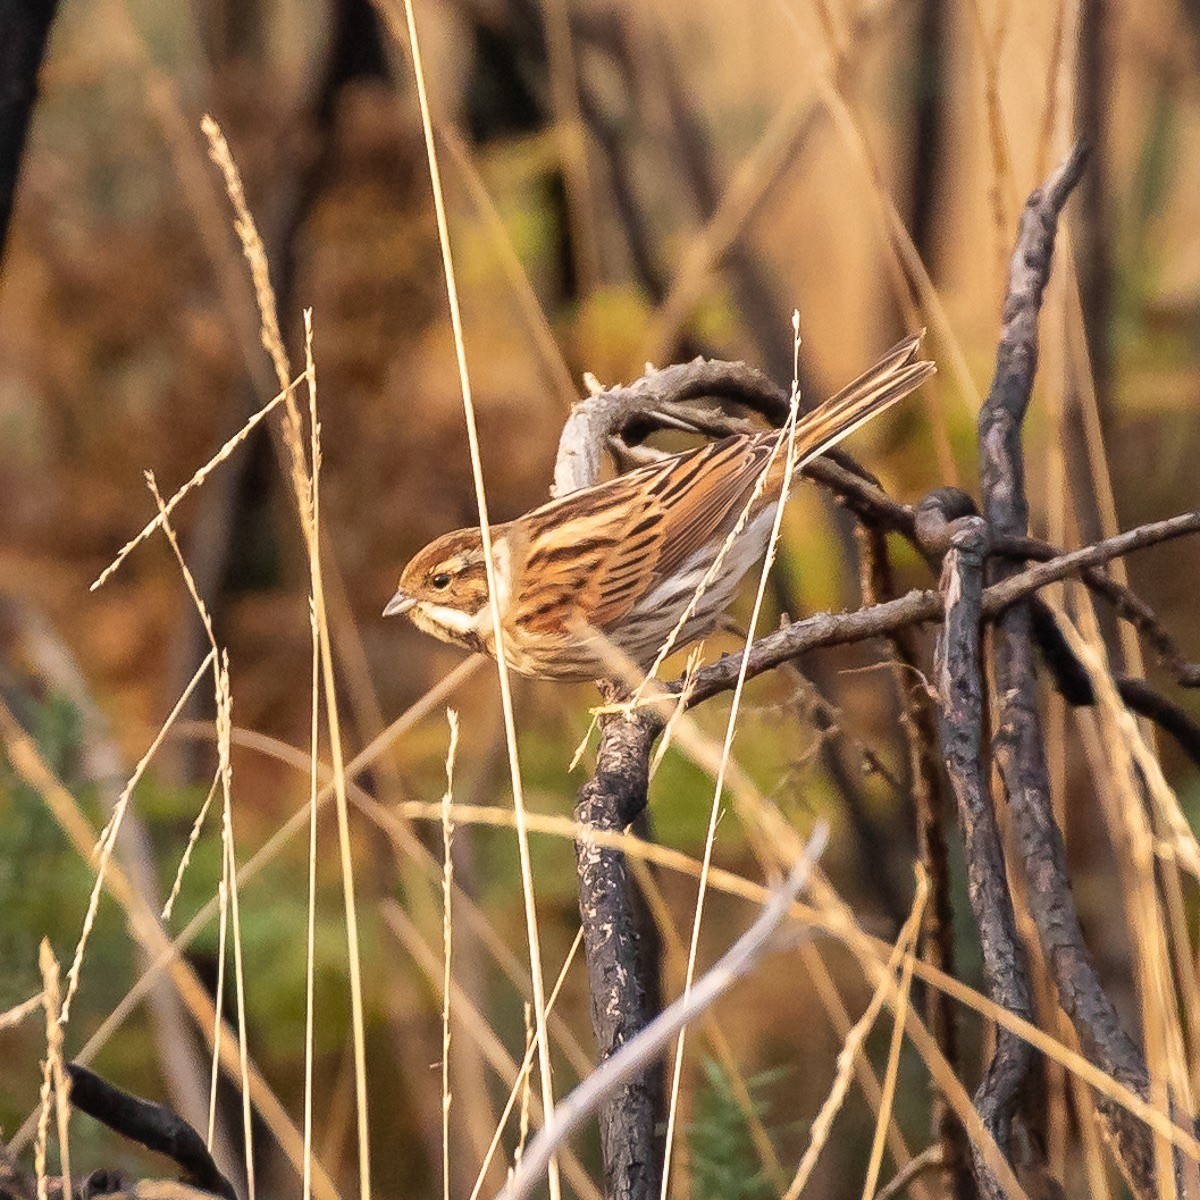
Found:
0,0 -> 60,259
978,142 -> 1154,1198
574,691 -> 664,1200
859,524 -> 972,1197
932,510 -> 1033,1200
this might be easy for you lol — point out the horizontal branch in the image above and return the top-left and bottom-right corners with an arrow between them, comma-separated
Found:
685,510 -> 1200,707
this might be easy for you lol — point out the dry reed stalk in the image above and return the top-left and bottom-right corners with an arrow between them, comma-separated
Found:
0,993 -> 45,1032
201,117 -> 372,1200
440,709 -> 460,1200
0,704 -> 345,1200
162,770 -> 221,922
397,4 -> 561,1195
381,902 -> 601,1200
660,317 -> 805,1194
860,870 -> 927,1200
514,1005 -> 535,1175
781,878 -> 926,1200
34,941 -> 70,1200
61,649 -> 214,1024
467,934 -> 583,1200
215,658 -> 257,1200
208,872 -> 229,1153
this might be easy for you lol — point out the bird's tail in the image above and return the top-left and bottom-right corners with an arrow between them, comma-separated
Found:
786,331 -> 935,468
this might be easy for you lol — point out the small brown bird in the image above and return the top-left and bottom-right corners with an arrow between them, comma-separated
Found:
384,335 -> 934,681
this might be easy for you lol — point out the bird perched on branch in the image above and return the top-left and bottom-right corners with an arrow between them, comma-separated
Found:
384,334 -> 934,681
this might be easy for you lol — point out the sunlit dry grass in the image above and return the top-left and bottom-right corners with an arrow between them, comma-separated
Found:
2,0 -> 1200,1197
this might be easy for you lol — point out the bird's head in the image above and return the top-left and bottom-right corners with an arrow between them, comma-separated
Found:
383,528 -> 491,649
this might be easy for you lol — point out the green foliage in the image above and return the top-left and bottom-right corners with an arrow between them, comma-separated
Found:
687,1057 -> 785,1200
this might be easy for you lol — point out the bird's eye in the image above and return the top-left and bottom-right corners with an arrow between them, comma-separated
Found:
431,572 -> 451,590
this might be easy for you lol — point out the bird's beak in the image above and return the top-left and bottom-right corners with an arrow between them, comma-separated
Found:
383,589 -> 417,618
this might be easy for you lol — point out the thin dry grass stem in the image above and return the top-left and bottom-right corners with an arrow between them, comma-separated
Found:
203,120 -> 372,1196
781,875 -> 926,1200
798,939 -> 921,1193
208,873 -> 229,1152
302,598 -> 319,1200
382,903 -> 600,1200
468,935 -> 582,1200
69,663 -> 481,1097
302,309 -> 323,1200
0,708 -> 345,1200
35,940 -> 70,1200
216,656 -> 257,1200
1056,601 -> 1196,1194
874,1147 -> 946,1200
61,648 -> 215,1024
660,317 -> 805,1195
440,709 -> 461,1200
513,1006 -> 534,1179
861,870 -> 927,1200
89,375 -> 302,592
399,3 -> 560,1193
1,992 -> 45,1032
626,852 -> 788,1191
649,645 -> 703,778
162,769 -> 221,922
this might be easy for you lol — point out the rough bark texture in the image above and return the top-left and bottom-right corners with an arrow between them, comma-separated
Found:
574,693 -> 664,1200
932,512 -> 1034,1199
978,143 -> 1155,1197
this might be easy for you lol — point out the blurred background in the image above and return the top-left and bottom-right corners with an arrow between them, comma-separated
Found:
1,0 -> 1199,1195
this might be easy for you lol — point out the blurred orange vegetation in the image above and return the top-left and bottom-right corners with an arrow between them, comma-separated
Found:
1,0 -> 1199,1196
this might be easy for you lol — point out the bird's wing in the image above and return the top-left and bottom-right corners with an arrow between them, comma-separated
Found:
513,331 -> 936,636
514,435 -> 772,634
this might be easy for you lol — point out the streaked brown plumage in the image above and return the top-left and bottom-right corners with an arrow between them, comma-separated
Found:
384,334 -> 935,680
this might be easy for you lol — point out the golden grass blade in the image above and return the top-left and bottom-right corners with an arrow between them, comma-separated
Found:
89,375 -> 302,592
199,120 -> 372,1200
468,931 -> 584,1200
441,709 -> 461,1200
661,316 -> 807,1195
396,3 -> 559,1193
62,647 -> 215,1023
782,875 -> 925,1200
861,872 -> 927,1199
35,941 -> 70,1200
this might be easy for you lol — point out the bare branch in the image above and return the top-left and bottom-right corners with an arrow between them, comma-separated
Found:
500,827 -> 829,1200
978,141 -> 1155,1198
932,512 -> 1033,1196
